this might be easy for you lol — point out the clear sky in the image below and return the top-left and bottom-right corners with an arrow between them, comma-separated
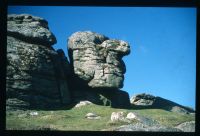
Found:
8,6 -> 196,109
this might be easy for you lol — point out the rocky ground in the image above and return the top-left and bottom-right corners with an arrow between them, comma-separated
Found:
6,101 -> 195,132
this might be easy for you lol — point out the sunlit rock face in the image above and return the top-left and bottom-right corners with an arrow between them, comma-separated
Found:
68,31 -> 130,88
7,14 -> 57,46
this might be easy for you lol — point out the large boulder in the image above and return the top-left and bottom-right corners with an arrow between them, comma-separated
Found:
68,31 -> 130,88
6,14 -> 71,110
67,31 -> 131,108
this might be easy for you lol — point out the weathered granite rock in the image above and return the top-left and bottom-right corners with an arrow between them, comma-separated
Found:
110,112 -> 125,122
113,123 -> 182,132
85,112 -> 101,120
175,121 -> 195,132
126,112 -> 137,120
130,93 -> 195,114
130,93 -> 156,106
68,31 -> 130,88
109,111 -> 182,132
7,14 -> 56,46
6,14 -> 71,109
67,31 -> 131,108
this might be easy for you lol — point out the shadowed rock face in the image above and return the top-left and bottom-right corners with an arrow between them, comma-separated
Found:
7,14 -> 57,46
68,31 -> 130,88
6,14 -> 70,110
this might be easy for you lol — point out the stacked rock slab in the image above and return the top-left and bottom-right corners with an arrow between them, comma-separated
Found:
68,31 -> 131,108
6,14 -> 71,109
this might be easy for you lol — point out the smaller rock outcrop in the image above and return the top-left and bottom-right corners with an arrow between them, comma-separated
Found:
131,93 -> 155,106
130,93 -> 195,114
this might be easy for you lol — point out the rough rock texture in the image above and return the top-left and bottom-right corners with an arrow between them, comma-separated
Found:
6,14 -> 71,109
6,14 -> 131,109
114,123 -> 182,132
175,121 -> 195,132
130,93 -> 155,106
110,112 -> 125,122
68,31 -> 130,88
130,93 -> 195,114
67,31 -> 131,108
109,111 -> 185,132
126,112 -> 137,120
7,14 -> 56,46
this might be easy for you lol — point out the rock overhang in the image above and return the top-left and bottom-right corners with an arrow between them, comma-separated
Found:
68,31 -> 131,89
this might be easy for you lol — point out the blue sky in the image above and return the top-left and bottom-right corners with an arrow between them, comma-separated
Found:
8,6 -> 196,109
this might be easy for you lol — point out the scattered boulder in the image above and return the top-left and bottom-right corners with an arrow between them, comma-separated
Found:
110,111 -> 182,132
6,14 -> 71,110
74,101 -> 92,108
29,112 -> 38,116
85,113 -> 101,120
175,121 -> 195,132
110,112 -> 125,122
126,112 -> 137,120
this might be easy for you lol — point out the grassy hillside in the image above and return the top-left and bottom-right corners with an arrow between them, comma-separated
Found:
6,104 -> 195,131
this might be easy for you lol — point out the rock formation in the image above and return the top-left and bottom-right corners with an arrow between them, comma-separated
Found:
7,14 -> 194,112
131,93 -> 155,106
130,93 -> 195,114
68,31 -> 130,88
6,14 -> 131,109
6,14 -> 71,109
67,31 -> 131,108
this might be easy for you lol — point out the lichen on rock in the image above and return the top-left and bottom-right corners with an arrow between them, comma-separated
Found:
68,31 -> 130,88
6,14 -> 71,109
7,14 -> 57,46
